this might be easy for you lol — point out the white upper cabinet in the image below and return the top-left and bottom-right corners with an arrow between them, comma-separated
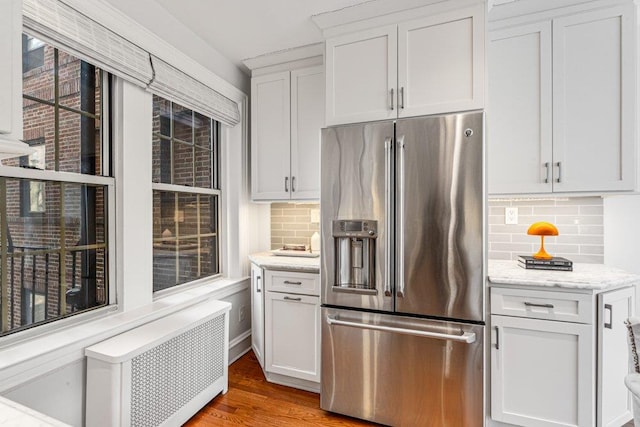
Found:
251,65 -> 324,201
489,22 -> 553,194
251,72 -> 291,200
0,0 -> 22,138
398,6 -> 485,117
326,26 -> 397,125
290,67 -> 324,200
325,4 -> 485,125
552,5 -> 636,193
488,3 -> 637,195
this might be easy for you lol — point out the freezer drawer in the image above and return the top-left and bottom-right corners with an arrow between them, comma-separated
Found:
321,307 -> 484,426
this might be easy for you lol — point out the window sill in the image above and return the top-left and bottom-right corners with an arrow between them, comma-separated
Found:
0,275 -> 248,392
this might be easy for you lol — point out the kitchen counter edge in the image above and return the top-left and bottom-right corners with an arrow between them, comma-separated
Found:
249,252 -> 320,274
488,259 -> 640,290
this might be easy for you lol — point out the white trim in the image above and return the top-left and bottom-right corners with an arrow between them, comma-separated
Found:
243,43 -> 323,71
57,0 -> 247,102
0,166 -> 114,186
152,182 -> 221,196
313,0 -> 485,38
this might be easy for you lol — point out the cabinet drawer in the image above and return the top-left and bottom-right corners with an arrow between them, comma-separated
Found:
265,270 -> 320,296
491,287 -> 594,324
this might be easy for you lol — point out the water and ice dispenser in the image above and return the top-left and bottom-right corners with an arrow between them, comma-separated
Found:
332,220 -> 377,292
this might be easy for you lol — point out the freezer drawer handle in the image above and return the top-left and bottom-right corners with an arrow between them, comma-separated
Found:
283,280 -> 302,285
326,315 -> 476,344
284,296 -> 302,302
523,302 -> 554,309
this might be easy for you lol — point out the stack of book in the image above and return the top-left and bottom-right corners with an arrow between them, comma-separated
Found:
517,255 -> 573,271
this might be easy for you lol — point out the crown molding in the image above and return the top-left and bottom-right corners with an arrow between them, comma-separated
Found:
242,43 -> 323,72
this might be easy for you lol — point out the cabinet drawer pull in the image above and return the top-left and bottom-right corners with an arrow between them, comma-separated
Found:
555,161 -> 562,183
400,86 -> 405,109
284,296 -> 302,302
284,176 -> 289,192
291,176 -> 296,192
604,304 -> 613,329
284,280 -> 302,285
495,326 -> 500,350
524,302 -> 554,309
257,276 -> 261,293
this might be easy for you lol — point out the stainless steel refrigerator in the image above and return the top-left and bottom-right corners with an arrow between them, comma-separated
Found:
320,111 -> 485,426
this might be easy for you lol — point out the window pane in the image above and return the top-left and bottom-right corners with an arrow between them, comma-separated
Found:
152,133 -> 171,184
172,103 -> 192,143
194,146 -> 212,189
22,39 -> 53,103
173,141 -> 194,187
152,95 -> 171,138
193,112 -> 211,149
0,179 -> 108,335
152,191 -> 219,291
58,52 -> 100,114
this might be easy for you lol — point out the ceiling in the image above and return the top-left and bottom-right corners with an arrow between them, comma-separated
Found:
150,0 -> 372,71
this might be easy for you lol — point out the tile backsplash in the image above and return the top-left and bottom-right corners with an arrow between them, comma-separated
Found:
489,197 -> 604,263
270,203 -> 320,250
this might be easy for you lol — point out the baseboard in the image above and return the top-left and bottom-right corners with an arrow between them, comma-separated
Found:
228,330 -> 251,365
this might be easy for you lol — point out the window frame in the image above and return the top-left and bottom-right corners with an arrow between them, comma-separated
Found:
0,35 -> 116,336
151,96 -> 222,294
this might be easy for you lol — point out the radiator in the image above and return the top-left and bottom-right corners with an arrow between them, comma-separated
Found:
85,299 -> 231,427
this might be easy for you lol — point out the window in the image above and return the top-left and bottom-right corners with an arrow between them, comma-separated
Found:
152,95 -> 220,292
22,34 -> 44,73
19,138 -> 46,215
0,35 -> 111,336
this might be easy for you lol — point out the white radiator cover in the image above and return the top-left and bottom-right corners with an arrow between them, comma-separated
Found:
85,299 -> 231,427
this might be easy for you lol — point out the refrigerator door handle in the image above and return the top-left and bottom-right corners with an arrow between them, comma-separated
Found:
384,137 -> 393,297
326,315 -> 476,344
397,135 -> 405,298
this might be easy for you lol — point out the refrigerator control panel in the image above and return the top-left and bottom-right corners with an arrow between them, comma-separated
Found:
332,220 -> 377,238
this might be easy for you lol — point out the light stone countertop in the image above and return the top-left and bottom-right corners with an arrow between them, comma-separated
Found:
0,396 -> 69,427
249,251 -> 320,273
489,259 -> 640,290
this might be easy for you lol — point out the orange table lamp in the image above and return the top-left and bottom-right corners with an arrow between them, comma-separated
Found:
527,221 -> 559,260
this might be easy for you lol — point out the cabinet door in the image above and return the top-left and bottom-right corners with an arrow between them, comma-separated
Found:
325,25 -> 397,125
0,0 -> 22,137
552,5 -> 636,192
598,286 -> 635,427
491,315 -> 594,427
488,22 -> 553,195
398,4 -> 484,117
290,66 -> 324,200
264,292 -> 320,383
250,263 -> 265,368
251,71 -> 291,200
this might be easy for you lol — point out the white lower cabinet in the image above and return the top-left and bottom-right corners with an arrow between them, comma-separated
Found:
260,269 -> 320,392
490,286 -> 634,427
264,292 -> 320,383
250,263 -> 265,368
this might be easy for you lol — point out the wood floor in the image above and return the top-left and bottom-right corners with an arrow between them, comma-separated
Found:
184,351 -> 377,426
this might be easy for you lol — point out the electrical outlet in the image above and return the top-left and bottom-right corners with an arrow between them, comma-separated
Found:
239,305 -> 246,322
505,207 -> 518,225
310,208 -> 320,223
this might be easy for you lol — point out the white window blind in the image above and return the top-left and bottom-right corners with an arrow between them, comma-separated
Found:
23,0 -> 241,127
22,0 -> 153,87
148,55 -> 240,127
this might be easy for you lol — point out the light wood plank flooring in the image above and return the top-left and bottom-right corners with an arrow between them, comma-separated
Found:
184,351 -> 377,426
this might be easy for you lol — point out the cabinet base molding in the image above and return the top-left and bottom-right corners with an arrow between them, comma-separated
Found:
265,371 -> 320,393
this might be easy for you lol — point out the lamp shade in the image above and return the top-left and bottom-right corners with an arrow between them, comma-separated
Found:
527,221 -> 558,260
527,221 -> 559,236
0,135 -> 35,160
